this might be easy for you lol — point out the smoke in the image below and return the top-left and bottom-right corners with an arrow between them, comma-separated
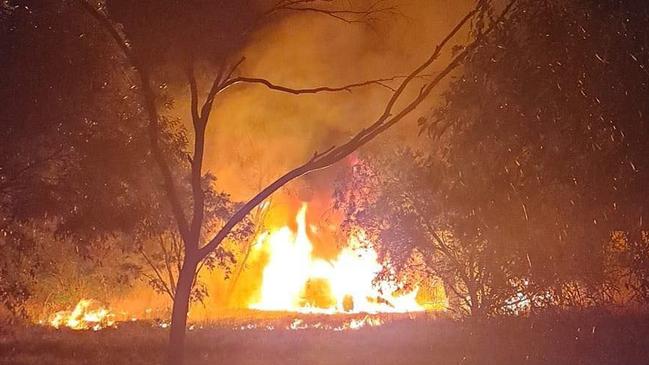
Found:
173,0 -> 474,201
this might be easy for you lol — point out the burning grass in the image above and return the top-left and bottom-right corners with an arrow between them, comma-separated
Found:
48,299 -> 116,331
2,310 -> 649,365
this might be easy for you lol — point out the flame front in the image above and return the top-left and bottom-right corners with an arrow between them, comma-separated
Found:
250,204 -> 424,313
49,299 -> 116,331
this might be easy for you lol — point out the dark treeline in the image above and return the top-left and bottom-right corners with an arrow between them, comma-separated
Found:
336,0 -> 649,317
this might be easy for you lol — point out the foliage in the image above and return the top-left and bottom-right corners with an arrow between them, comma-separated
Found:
422,0 -> 649,306
0,0 -> 242,315
336,151 -> 524,317
337,0 -> 649,316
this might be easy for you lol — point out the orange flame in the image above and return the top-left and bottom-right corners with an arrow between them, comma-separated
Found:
49,299 -> 116,331
250,203 -> 424,314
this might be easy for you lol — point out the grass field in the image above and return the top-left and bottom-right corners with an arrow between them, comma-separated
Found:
1,310 -> 648,365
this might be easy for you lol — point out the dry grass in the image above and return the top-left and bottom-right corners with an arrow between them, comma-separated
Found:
1,310 -> 648,365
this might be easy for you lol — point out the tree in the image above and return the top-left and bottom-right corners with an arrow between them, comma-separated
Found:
0,0 -> 191,315
76,0 -> 517,363
417,0 -> 649,308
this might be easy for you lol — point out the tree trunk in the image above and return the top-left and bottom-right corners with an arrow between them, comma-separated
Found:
167,257 -> 198,365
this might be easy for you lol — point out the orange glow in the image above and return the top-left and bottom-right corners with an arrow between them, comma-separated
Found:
49,299 -> 116,331
250,203 -> 425,314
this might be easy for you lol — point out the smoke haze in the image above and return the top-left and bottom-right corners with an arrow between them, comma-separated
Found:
175,0 -> 473,201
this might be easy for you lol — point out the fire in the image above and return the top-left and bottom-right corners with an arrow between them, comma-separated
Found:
49,299 -> 116,331
286,316 -> 384,331
250,204 -> 425,314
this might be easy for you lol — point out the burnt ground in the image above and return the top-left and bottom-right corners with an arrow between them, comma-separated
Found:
1,310 -> 648,365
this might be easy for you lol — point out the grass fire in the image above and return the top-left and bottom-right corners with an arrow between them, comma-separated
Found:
48,299 -> 116,331
2,0 -> 649,365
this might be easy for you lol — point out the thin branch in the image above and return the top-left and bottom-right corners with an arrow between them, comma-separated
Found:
267,0 -> 396,24
77,1 -> 132,59
185,64 -> 201,129
170,233 -> 183,274
228,200 -> 271,294
139,248 -> 175,300
195,256 -> 209,278
142,272 -> 176,301
0,145 -> 69,193
219,74 -> 432,95
224,57 -> 246,81
403,191 -> 469,287
199,60 -> 230,122
159,235 -> 177,294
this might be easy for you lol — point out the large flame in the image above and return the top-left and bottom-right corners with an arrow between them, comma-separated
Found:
250,204 -> 424,313
49,299 -> 116,331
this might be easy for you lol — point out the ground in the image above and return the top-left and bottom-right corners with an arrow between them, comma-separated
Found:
1,310 -> 648,365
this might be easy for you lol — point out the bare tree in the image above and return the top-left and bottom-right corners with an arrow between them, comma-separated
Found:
78,0 -> 516,363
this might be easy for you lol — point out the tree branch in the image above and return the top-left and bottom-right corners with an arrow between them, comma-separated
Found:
140,248 -> 175,301
170,233 -> 183,274
199,61 -> 231,123
159,235 -> 177,294
185,63 -> 208,249
219,75 -> 421,95
0,145 -> 69,194
185,64 -> 201,128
